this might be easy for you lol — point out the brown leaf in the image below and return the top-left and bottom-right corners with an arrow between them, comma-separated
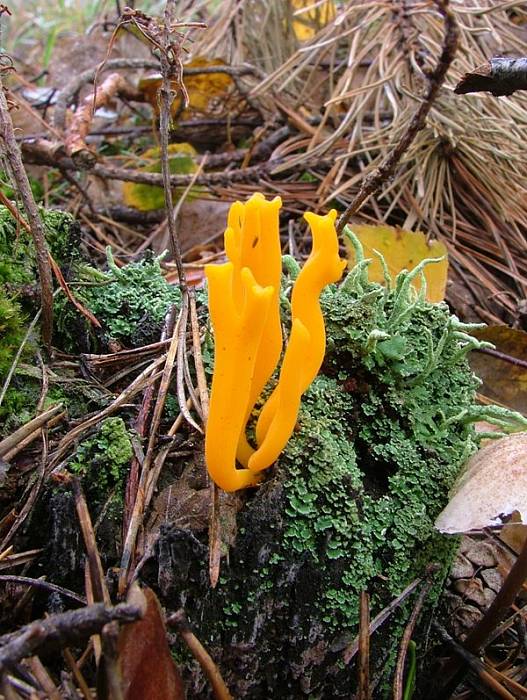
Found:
118,586 -> 185,700
435,433 -> 527,534
469,326 -> 527,415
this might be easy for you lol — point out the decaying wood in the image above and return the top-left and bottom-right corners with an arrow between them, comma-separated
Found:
0,600 -> 144,673
455,57 -> 527,97
65,72 -> 143,168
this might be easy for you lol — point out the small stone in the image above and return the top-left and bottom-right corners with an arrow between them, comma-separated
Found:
459,536 -> 474,555
463,541 -> 498,568
480,567 -> 503,593
450,553 -> 475,579
453,604 -> 483,640
483,587 -> 496,608
452,577 -> 487,608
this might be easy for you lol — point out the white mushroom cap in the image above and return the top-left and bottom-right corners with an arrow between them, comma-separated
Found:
435,433 -> 527,534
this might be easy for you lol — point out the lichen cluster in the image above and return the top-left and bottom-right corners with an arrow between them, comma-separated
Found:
55,248 -> 181,351
278,233 -> 522,627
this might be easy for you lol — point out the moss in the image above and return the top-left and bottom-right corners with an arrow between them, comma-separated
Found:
55,248 -> 181,352
0,289 -> 26,381
0,205 -> 82,428
0,204 -> 79,288
69,416 -> 132,506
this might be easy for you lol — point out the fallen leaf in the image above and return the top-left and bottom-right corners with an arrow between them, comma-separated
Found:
118,586 -> 185,700
345,224 -> 448,302
291,0 -> 336,41
435,433 -> 527,534
123,143 -> 198,211
469,326 -> 527,416
138,57 -> 234,119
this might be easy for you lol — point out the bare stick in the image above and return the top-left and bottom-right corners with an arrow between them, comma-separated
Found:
159,1 -> 188,288
358,591 -> 371,700
0,404 -> 64,459
168,609 -> 232,700
0,576 -> 85,605
336,0 -> 459,234
343,575 -> 423,665
0,601 -> 143,672
0,80 -> 54,346
71,477 -> 111,606
455,57 -> 527,97
393,565 -> 439,700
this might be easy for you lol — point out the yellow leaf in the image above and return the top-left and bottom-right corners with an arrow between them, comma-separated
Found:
345,224 -> 448,303
122,143 -> 198,212
138,57 -> 234,119
291,0 -> 336,41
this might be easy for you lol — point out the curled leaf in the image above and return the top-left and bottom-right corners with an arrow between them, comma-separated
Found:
118,586 -> 184,700
435,433 -> 527,534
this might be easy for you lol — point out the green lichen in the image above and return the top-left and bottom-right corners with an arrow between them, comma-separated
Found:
276,232 -> 525,631
55,248 -> 181,351
69,416 -> 133,510
0,290 -> 26,380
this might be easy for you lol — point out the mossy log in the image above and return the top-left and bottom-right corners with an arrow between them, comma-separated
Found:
139,252 -> 522,698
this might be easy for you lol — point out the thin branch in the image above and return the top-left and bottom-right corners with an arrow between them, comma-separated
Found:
0,576 -> 86,606
167,609 -> 232,700
393,565 -> 439,700
358,591 -> 371,700
0,601 -> 143,672
343,575 -> 423,665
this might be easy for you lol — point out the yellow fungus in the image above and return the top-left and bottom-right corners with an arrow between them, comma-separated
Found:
204,197 -> 345,491
204,262 -> 273,492
223,193 -> 283,467
250,209 -> 346,472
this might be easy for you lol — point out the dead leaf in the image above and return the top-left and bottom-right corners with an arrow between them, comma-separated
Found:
118,586 -> 185,700
138,57 -> 234,119
122,143 -> 198,211
499,510 -> 527,555
345,224 -> 448,302
435,433 -> 527,534
469,326 -> 527,416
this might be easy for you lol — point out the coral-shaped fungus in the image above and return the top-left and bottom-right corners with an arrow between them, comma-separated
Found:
205,194 -> 345,491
